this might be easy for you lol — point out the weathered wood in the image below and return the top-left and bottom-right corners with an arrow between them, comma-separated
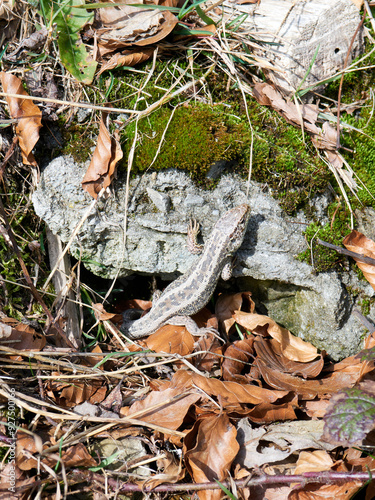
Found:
208,0 -> 363,93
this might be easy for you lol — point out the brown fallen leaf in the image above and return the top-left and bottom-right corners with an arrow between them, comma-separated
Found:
0,317 -> 46,356
193,330 -> 223,373
0,71 -> 42,165
47,443 -> 97,469
82,112 -> 123,199
96,0 -> 178,55
254,337 -> 324,379
343,230 -> 375,291
171,369 -> 288,405
184,413 -> 239,500
127,387 -> 201,430
236,418 -> 336,471
303,399 -> 331,418
98,48 -> 154,75
0,463 -> 36,500
255,357 -> 359,399
215,291 -> 255,335
145,324 -> 195,355
100,381 -> 123,414
222,337 -> 255,383
294,450 -> 335,475
247,393 -> 298,424
233,310 -> 319,362
46,375 -> 107,407
252,82 -> 359,197
253,82 -> 321,137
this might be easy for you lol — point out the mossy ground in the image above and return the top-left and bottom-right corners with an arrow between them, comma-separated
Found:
0,173 -> 53,319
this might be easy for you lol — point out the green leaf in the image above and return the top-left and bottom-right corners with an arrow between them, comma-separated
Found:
40,0 -> 97,84
323,381 -> 375,446
195,5 -> 215,26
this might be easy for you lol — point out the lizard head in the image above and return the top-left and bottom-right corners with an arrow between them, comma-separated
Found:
215,203 -> 251,254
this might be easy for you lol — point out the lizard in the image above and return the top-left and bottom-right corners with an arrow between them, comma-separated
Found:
120,203 -> 251,339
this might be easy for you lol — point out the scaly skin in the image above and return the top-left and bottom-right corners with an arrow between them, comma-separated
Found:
122,203 -> 251,338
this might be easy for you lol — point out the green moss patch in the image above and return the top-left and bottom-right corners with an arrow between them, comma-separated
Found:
297,201 -> 352,272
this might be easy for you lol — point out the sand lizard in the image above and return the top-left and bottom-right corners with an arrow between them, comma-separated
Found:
121,203 -> 251,339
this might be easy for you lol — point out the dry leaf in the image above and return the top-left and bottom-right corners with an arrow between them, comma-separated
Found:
236,419 -> 336,470
16,430 -> 43,471
145,324 -> 195,355
142,451 -> 185,489
52,443 -> 97,468
98,48 -> 154,75
254,337 -> 324,379
0,463 -> 36,500
46,376 -> 106,407
247,394 -> 298,424
184,414 -> 239,500
294,450 -> 334,475
128,387 -> 201,430
233,311 -> 319,362
215,291 -> 255,334
0,321 -> 12,339
171,369 -> 288,405
343,230 -> 375,291
304,399 -> 331,418
0,71 -> 42,165
194,330 -> 223,373
222,337 -> 254,383
255,357 -> 359,399
100,381 -> 123,414
0,317 -> 46,354
96,0 -> 178,54
82,112 -> 123,199
289,463 -> 363,500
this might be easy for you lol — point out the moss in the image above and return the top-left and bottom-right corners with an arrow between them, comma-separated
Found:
120,104 -> 249,181
59,118 -> 97,163
297,201 -> 352,272
360,297 -> 372,316
339,109 -> 375,209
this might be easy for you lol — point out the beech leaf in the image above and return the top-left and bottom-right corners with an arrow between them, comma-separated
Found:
0,71 -> 42,165
171,369 -> 288,405
128,387 -> 201,431
343,230 -> 375,291
82,113 -> 123,198
97,1 -> 178,54
233,311 -> 319,362
184,414 -> 239,500
98,48 -> 154,75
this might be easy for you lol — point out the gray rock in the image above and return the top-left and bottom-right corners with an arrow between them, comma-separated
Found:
32,156 -> 375,359
146,187 -> 171,212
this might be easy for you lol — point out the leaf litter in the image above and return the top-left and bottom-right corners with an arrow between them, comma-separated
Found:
1,1 -> 375,499
2,272 -> 375,498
